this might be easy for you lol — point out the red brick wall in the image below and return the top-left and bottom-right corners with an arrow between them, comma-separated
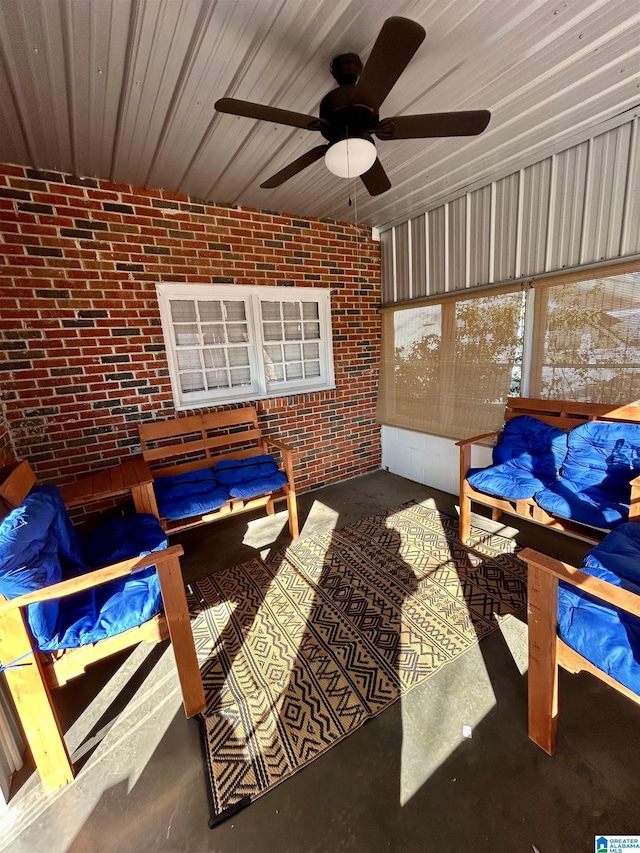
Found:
0,163 -> 381,498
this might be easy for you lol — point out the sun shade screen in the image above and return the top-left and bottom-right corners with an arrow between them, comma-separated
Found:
377,287 -> 523,440
529,273 -> 640,404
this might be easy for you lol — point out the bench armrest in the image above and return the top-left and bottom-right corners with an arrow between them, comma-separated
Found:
0,544 -> 184,614
263,437 -> 296,483
519,547 -> 640,620
456,430 -> 500,480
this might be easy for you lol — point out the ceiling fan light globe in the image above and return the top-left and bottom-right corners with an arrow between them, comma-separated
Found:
324,138 -> 377,178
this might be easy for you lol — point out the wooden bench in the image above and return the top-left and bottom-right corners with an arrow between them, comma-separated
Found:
138,406 -> 299,538
457,397 -> 640,545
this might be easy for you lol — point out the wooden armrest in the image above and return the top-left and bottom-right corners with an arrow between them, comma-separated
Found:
455,431 -> 501,448
264,437 -> 294,455
520,547 -> 640,620
0,545 -> 184,614
631,473 -> 640,489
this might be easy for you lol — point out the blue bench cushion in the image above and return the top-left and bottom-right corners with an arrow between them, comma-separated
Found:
153,468 -> 229,520
467,416 -> 567,500
214,455 -> 287,499
534,421 -> 640,529
558,523 -> 640,695
0,486 -> 169,651
534,480 -> 629,529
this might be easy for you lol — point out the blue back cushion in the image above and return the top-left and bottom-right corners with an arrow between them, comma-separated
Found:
493,415 -> 567,478
214,455 -> 280,485
561,421 -> 640,498
0,487 -> 85,643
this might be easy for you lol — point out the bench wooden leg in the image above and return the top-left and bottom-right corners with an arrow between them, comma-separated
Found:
287,488 -> 299,539
0,610 -> 74,790
527,562 -> 559,755
155,554 -> 205,718
491,507 -> 503,522
459,487 -> 471,542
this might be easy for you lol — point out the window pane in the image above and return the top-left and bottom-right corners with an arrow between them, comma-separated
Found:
285,362 -> 303,380
261,302 -> 281,321
198,301 -> 223,322
304,361 -> 321,378
302,302 -> 319,320
265,344 -> 282,363
284,343 -> 301,362
174,324 -> 199,346
227,324 -> 248,343
228,347 -> 249,367
284,322 -> 302,341
283,302 -> 300,320
303,322 -> 320,339
170,300 -> 196,322
224,301 -> 247,321
263,322 -> 282,341
205,370 -> 230,389
180,371 -> 205,392
177,349 -> 201,370
303,342 -> 319,360
201,324 -> 226,345
230,367 -> 251,386
203,349 -> 226,369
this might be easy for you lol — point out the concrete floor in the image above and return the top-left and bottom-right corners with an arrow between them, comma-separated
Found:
2,470 -> 640,853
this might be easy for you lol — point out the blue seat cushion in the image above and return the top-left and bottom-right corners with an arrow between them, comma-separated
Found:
214,455 -> 287,499
153,468 -> 229,520
466,415 -> 567,500
560,421 -> 640,499
534,480 -> 629,529
558,523 -> 640,695
467,464 -> 547,500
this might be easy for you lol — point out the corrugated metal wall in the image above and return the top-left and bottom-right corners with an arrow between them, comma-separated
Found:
380,113 -> 640,304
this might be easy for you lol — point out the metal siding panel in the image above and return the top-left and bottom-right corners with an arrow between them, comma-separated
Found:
380,229 -> 395,305
581,123 -> 632,264
427,206 -> 446,295
410,215 -> 427,299
394,221 -> 410,302
520,158 -> 551,277
468,186 -> 491,287
622,119 -> 640,256
546,142 -> 588,271
447,196 -> 467,291
493,173 -> 519,282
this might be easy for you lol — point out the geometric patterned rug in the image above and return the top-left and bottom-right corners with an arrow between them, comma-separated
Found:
188,502 -> 526,826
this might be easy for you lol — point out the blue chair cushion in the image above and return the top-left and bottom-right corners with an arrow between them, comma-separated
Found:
558,523 -> 640,695
153,468 -> 229,520
214,455 -> 287,499
0,484 -> 169,651
0,486 -> 85,644
534,479 -> 629,529
40,513 -> 167,651
467,416 -> 567,500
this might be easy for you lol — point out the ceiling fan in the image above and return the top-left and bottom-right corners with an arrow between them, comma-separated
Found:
215,16 -> 491,196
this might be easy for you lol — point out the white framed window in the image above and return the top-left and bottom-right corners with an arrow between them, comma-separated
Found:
156,283 -> 335,409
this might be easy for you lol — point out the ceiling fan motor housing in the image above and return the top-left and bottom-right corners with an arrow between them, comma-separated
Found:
319,78 -> 378,143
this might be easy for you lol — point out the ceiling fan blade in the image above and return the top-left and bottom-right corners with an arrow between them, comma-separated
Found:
376,110 -> 491,140
215,98 -> 319,130
360,158 -> 391,196
260,145 -> 328,188
349,17 -> 426,112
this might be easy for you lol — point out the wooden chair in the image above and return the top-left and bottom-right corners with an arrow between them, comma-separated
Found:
521,544 -> 640,755
0,461 -> 205,791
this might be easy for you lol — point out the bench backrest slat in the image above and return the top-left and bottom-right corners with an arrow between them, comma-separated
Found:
138,407 -> 265,474
505,397 -> 640,429
0,460 -> 36,509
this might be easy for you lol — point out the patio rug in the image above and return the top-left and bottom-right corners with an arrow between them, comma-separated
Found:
188,501 -> 526,827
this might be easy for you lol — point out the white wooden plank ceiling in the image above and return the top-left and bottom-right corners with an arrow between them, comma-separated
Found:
0,0 -> 638,228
